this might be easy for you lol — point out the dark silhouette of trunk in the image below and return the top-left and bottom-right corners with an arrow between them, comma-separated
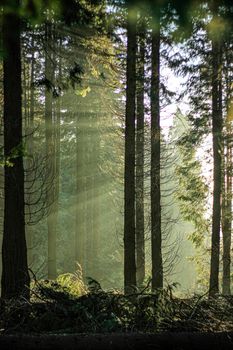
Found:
209,20 -> 223,297
26,35 -> 35,268
92,178 -> 100,281
86,112 -> 94,280
75,112 -> 86,274
222,130 -> 232,295
222,67 -> 232,295
151,17 -> 163,291
52,67 -> 61,277
222,43 -> 232,295
136,20 -> 145,287
0,30 -> 4,282
124,3 -> 137,294
52,36 -> 61,276
1,2 -> 30,299
45,23 -> 57,280
92,114 -> 100,281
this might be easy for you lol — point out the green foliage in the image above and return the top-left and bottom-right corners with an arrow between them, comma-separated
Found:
1,0 -> 107,27
176,132 -> 210,248
5,142 -> 28,167
173,114 -> 211,290
75,86 -> 91,97
56,265 -> 87,296
0,143 -> 28,168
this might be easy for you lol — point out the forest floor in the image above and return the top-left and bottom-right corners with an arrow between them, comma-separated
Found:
1,332 -> 233,350
1,280 -> 233,349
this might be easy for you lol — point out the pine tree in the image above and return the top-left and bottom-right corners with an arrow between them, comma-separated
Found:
136,15 -> 146,288
1,0 -> 30,299
124,1 -> 137,293
150,11 -> 163,291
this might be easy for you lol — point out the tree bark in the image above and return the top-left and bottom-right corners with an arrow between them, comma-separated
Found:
1,1 -> 30,299
0,64 -> 4,286
45,23 -> 57,280
209,22 -> 223,297
26,35 -> 35,268
222,74 -> 232,296
92,114 -> 100,281
136,19 -> 145,288
222,132 -> 232,295
52,37 -> 61,276
75,112 -> 86,275
222,43 -> 232,295
85,112 -> 94,280
124,3 -> 137,294
151,18 -> 163,291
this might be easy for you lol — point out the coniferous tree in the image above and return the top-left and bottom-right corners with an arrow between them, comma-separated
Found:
221,35 -> 233,295
23,31 -> 36,268
136,16 -> 145,287
75,111 -> 86,274
209,4 -> 223,297
222,124 -> 232,295
150,11 -> 163,291
166,1 -> 232,296
1,1 -> 30,299
45,22 -> 57,280
124,1 -> 137,293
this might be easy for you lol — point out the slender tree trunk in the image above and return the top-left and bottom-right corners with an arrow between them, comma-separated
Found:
209,30 -> 223,297
222,56 -> 232,294
26,36 -> 35,268
45,23 -> 57,280
75,112 -> 86,274
136,19 -> 145,287
222,127 -> 232,295
151,18 -> 163,291
86,112 -> 94,279
52,83 -> 60,275
222,44 -> 232,295
1,2 -> 30,299
51,36 -> 61,276
124,3 -> 137,294
0,62 -> 4,285
92,114 -> 100,281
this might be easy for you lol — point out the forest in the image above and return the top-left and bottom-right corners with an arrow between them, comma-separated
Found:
0,0 -> 233,349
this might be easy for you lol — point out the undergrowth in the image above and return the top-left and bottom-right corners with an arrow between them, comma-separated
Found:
1,271 -> 233,334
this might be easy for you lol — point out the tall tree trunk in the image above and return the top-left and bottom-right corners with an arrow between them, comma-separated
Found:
51,36 -> 61,276
222,48 -> 232,294
222,44 -> 232,295
75,112 -> 86,275
151,18 -> 163,291
45,23 -> 57,280
136,19 -> 145,288
52,77 -> 60,275
222,125 -> 232,295
1,2 -> 30,299
124,3 -> 137,294
26,35 -> 35,268
92,114 -> 100,281
86,112 -> 94,279
0,64 -> 4,285
209,24 -> 223,297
